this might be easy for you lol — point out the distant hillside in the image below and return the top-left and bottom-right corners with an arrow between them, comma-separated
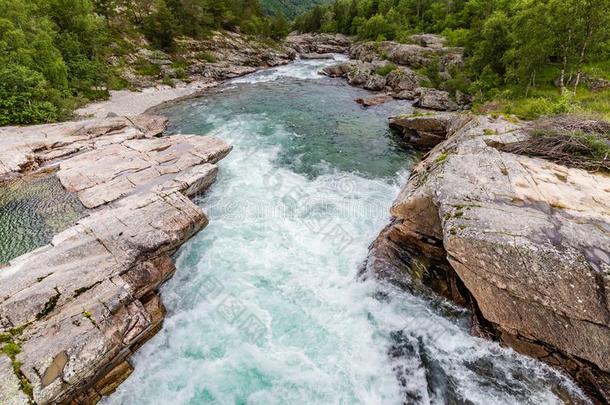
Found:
261,0 -> 329,18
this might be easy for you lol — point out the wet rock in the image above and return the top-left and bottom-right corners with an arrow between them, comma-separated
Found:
0,116 -> 232,404
356,95 -> 393,107
389,113 -> 471,150
372,112 -> 610,402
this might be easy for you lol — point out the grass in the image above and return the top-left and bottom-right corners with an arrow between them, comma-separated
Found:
133,57 -> 161,77
376,63 -> 398,76
495,115 -> 610,172
0,326 -> 33,399
196,51 -> 217,63
435,152 -> 449,164
477,87 -> 610,121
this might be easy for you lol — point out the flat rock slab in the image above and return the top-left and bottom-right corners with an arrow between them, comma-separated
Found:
0,116 -> 167,181
0,115 -> 232,404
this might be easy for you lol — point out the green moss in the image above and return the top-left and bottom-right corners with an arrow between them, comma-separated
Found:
73,281 -> 101,298
1,342 -> 21,357
483,128 -> 496,135
83,311 -> 97,326
435,152 -> 448,164
36,287 -> 61,320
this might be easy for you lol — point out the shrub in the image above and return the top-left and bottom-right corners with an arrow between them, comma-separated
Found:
504,96 -> 572,120
134,57 -> 161,76
376,63 -> 397,76
0,65 -> 60,125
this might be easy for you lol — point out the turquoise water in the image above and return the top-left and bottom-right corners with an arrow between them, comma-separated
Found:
0,173 -> 85,264
106,59 -> 587,404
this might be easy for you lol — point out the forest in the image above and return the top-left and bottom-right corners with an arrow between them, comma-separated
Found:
295,0 -> 610,119
0,0 -> 290,125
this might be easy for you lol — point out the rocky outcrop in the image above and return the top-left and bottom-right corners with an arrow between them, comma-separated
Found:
320,34 -> 470,111
0,116 -> 232,404
348,35 -> 463,70
370,112 -> 610,402
183,31 -> 296,82
285,32 -> 352,55
414,88 -> 460,111
0,116 -> 167,182
321,60 -> 424,97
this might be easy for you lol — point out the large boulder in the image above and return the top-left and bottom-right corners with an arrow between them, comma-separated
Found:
409,34 -> 447,49
285,33 -> 352,55
389,113 -> 470,149
369,113 -> 610,402
386,68 -> 421,92
415,88 -> 460,111
364,74 -> 387,91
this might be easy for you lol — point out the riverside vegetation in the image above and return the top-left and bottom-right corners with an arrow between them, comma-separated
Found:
295,0 -> 610,121
0,0 -> 292,125
1,1 -> 610,404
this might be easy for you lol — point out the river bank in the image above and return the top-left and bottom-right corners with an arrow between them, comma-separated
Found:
0,33 -> 607,404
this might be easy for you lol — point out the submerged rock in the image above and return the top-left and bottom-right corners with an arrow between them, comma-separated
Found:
369,112 -> 610,402
0,116 -> 232,404
356,95 -> 394,107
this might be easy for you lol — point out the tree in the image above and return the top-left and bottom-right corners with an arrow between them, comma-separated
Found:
270,10 -> 289,40
143,0 -> 177,50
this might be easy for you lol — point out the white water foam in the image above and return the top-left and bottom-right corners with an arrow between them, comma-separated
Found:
105,60 -> 589,405
231,54 -> 348,84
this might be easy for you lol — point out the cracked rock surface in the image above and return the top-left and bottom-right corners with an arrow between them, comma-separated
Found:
0,115 -> 231,404
370,112 -> 610,401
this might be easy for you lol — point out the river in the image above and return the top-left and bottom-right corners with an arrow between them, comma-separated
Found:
105,58 -> 587,404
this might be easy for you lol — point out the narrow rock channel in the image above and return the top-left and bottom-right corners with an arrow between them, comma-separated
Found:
102,60 -> 588,404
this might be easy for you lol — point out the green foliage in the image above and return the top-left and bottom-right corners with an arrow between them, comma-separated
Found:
0,64 -> 60,125
0,0 -> 287,126
503,96 -> 572,121
143,0 -> 177,50
294,0 -> 610,119
375,63 -> 397,76
260,0 -> 330,19
134,57 -> 162,76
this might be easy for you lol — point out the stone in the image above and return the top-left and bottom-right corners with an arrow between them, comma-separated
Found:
0,357 -> 30,405
370,112 -> 610,401
0,115 -> 232,404
389,113 -> 472,149
356,95 -> 393,107
385,68 -> 420,92
393,90 -> 418,100
299,52 -> 336,60
285,33 -> 351,55
0,115 -> 168,182
415,88 -> 460,111
409,34 -> 447,49
364,74 -> 387,91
